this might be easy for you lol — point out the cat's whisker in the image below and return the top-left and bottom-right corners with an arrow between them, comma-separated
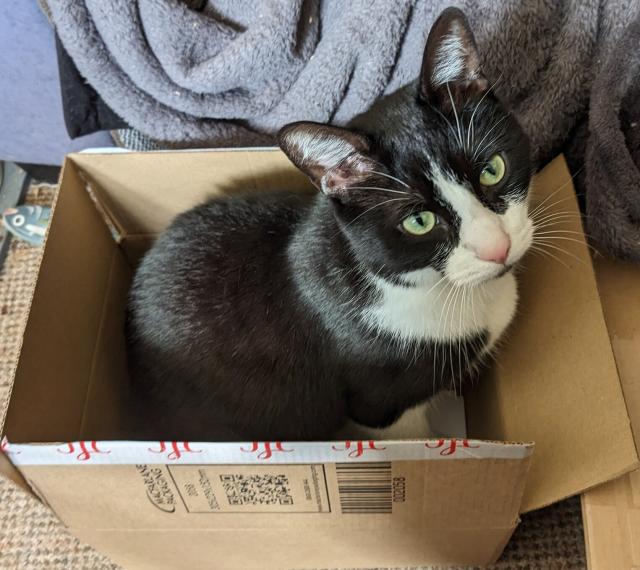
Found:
431,282 -> 452,387
447,285 -> 459,393
442,287 -> 455,392
432,339 -> 439,395
469,285 -> 480,335
532,216 -> 581,229
466,288 -> 476,369
446,266 -> 483,286
530,200 -> 581,218
529,187 -> 571,217
529,165 -> 585,217
530,195 -> 580,220
534,229 -> 590,238
447,284 -> 463,393
472,115 -> 508,161
432,276 -> 455,305
468,312 -> 481,376
432,106 -> 461,148
446,82 -> 464,150
367,170 -> 411,189
422,273 -> 447,298
463,109 -> 472,156
528,246 -> 572,270
532,211 -> 583,226
532,222 -> 587,234
437,282 -> 456,337
451,287 -> 464,393
533,234 -> 599,254
437,283 -> 458,385
339,197 -> 410,232
529,246 -> 571,269
348,186 -> 410,196
533,229 -> 596,247
409,322 -> 422,367
474,131 -> 505,163
456,286 -> 467,393
467,72 -> 504,152
457,286 -> 467,390
531,240 -> 588,266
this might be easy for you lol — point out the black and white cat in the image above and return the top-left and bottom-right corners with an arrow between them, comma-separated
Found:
126,8 -> 533,442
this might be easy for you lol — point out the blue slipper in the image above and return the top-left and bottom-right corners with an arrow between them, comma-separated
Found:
2,205 -> 51,246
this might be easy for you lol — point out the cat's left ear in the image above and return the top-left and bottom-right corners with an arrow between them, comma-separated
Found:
278,121 -> 375,201
420,7 -> 488,107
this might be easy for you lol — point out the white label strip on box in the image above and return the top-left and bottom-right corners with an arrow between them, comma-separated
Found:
2,437 -> 533,466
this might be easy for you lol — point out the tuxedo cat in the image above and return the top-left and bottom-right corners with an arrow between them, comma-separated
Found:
126,7 -> 533,441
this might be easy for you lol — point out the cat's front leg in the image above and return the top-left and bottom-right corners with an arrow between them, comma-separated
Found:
339,399 -> 433,441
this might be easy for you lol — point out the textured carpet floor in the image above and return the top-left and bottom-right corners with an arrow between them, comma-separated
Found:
0,185 -> 586,569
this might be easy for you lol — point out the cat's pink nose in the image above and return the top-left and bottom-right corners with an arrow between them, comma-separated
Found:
475,236 -> 511,264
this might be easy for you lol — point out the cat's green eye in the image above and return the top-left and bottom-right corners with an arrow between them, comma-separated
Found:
401,211 -> 436,235
479,154 -> 506,186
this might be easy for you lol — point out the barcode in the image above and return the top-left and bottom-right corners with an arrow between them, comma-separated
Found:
336,462 -> 392,514
219,473 -> 293,506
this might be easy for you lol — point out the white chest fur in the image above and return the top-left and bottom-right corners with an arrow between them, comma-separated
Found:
360,268 -> 517,349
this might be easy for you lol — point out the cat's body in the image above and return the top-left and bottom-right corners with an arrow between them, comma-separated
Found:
129,190 -> 514,441
127,8 -> 533,441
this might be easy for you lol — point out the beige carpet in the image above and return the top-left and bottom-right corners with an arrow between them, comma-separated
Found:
0,185 -> 586,569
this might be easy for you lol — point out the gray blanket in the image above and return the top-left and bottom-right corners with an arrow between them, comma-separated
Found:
46,0 -> 640,261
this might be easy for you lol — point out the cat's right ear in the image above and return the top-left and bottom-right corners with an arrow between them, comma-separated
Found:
278,122 -> 375,201
419,7 -> 488,109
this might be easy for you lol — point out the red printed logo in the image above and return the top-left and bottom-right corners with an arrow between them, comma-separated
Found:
425,438 -> 479,456
148,441 -> 202,460
332,440 -> 386,458
57,441 -> 111,461
240,441 -> 293,460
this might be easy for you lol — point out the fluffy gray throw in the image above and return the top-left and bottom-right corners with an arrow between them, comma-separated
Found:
46,0 -> 640,261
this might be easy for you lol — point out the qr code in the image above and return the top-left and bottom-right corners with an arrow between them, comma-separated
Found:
219,474 -> 294,506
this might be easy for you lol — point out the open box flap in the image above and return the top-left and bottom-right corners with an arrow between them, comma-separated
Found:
466,157 -> 639,512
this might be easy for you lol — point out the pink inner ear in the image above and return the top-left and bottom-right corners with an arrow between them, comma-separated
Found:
323,154 -> 374,193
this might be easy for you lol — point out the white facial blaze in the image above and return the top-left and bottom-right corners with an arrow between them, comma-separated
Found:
430,165 -> 533,286
501,201 -> 534,264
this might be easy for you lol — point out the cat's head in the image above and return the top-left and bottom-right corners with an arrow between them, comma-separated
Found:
279,7 -> 533,288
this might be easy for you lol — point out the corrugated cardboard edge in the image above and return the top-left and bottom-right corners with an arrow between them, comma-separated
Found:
581,494 -> 595,570
4,438 -> 534,465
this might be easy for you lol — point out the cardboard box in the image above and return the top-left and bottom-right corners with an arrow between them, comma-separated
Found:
582,257 -> 640,570
0,151 -> 638,569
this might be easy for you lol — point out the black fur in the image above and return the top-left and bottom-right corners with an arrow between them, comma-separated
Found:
126,8 -> 532,441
